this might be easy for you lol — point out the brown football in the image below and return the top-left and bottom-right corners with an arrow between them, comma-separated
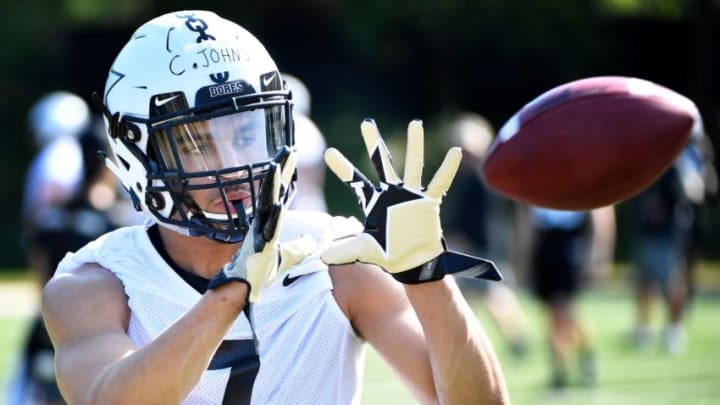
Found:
482,76 -> 697,210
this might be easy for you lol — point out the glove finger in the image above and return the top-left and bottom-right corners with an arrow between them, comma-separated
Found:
272,146 -> 292,167
263,203 -> 285,248
426,147 -> 462,199
324,148 -> 376,207
255,164 -> 283,251
277,147 -> 298,204
361,119 -> 400,185
403,120 -> 424,192
257,162 -> 279,215
320,233 -> 383,266
245,254 -> 274,303
278,234 -> 317,273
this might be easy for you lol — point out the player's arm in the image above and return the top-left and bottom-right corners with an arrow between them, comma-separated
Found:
323,119 -> 509,404
331,262 -> 436,403
402,277 -> 508,404
43,149 -> 311,404
332,262 -> 507,404
42,264 -> 248,404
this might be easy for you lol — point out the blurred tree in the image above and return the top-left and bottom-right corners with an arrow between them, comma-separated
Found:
0,0 -> 718,267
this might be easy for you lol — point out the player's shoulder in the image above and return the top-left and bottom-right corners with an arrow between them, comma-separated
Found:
42,263 -> 131,353
43,263 -> 128,318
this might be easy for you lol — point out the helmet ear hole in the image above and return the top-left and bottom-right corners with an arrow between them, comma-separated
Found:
146,191 -> 166,211
123,122 -> 141,143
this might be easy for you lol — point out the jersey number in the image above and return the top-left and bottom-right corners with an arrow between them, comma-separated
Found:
208,339 -> 260,405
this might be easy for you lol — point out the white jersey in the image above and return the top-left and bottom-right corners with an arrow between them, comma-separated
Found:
56,211 -> 366,404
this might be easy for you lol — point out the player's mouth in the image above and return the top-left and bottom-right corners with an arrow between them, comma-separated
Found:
213,189 -> 253,214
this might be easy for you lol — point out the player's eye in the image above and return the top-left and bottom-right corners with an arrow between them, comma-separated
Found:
231,125 -> 259,149
177,133 -> 214,155
232,133 -> 256,148
175,137 -> 197,154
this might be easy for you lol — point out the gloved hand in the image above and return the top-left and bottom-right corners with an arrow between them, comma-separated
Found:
321,119 -> 501,284
209,147 -> 316,303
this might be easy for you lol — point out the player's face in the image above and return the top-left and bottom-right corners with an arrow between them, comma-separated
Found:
157,110 -> 271,177
156,111 -> 271,215
185,177 -> 259,215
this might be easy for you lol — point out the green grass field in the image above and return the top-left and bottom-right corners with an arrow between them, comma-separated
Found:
2,270 -> 719,404
365,288 -> 720,404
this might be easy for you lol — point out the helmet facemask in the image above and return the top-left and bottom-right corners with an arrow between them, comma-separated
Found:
114,86 -> 294,243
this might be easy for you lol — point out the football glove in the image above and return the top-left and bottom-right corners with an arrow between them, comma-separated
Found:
208,147 -> 316,303
321,119 -> 501,284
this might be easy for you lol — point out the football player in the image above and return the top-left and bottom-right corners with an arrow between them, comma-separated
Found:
42,10 -> 508,404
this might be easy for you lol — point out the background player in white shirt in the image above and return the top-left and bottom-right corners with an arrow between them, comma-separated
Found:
41,10 -> 509,404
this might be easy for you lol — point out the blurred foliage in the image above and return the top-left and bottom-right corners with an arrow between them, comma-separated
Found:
601,0 -> 688,16
1,0 -> 719,266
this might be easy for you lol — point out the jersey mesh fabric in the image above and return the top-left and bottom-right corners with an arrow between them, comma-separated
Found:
56,211 -> 366,404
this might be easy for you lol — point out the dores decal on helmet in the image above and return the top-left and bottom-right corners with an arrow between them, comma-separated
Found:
97,10 -> 295,242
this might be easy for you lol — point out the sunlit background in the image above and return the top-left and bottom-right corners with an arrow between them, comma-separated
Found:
1,1 -> 719,404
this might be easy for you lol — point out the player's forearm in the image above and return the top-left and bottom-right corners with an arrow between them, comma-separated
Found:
88,283 -> 248,404
404,277 -> 509,405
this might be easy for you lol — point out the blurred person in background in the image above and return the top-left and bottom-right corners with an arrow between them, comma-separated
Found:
441,112 -> 529,358
629,156 -> 695,355
284,73 -> 328,213
12,91 -> 91,405
525,205 -> 614,390
10,92 -> 141,405
674,116 -> 717,311
629,113 -> 718,355
20,91 -> 90,285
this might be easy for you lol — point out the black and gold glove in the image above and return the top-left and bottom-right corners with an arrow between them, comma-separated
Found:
321,119 -> 501,284
209,147 -> 315,301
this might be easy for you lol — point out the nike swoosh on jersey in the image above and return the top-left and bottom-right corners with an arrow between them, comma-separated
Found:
282,274 -> 303,287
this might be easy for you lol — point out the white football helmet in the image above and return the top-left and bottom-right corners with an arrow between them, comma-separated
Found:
98,10 -> 294,242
